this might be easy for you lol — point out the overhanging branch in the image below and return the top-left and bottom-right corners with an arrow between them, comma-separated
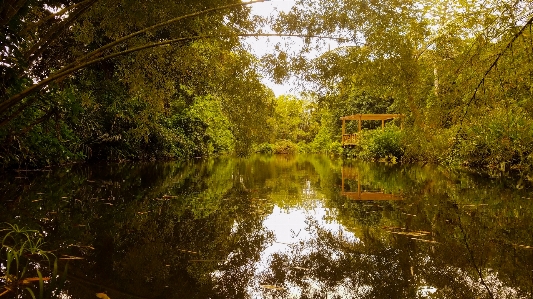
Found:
460,14 -> 533,123
0,0 -> 267,120
0,33 -> 347,120
20,0 -> 97,36
62,0 -> 269,71
24,0 -> 99,63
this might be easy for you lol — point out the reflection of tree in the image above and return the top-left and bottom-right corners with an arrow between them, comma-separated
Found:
0,159 -> 274,298
1,156 -> 532,298
73,164 -> 275,299
254,217 -> 414,298
304,160 -> 533,298
257,213 -> 532,299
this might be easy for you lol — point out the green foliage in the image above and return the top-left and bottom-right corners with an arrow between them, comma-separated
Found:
454,106 -> 533,169
401,127 -> 457,164
272,140 -> 299,154
357,125 -> 404,162
309,110 -> 336,153
186,95 -> 235,154
260,95 -> 331,154
0,0 -> 275,166
254,143 -> 274,154
296,141 -> 312,154
265,95 -> 318,144
269,0 -> 533,169
2,0 -> 533,170
328,90 -> 396,131
0,223 -> 57,298
328,141 -> 344,156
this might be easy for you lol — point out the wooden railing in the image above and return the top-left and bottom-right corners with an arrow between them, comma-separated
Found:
342,134 -> 357,145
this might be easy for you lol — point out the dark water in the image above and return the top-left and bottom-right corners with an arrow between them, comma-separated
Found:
1,155 -> 533,298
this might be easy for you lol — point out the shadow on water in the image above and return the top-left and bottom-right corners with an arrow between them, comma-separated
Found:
1,155 -> 532,298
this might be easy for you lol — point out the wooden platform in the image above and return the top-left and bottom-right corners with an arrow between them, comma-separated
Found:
341,113 -> 402,146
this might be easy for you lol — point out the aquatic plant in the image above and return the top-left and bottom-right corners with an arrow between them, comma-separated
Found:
0,223 -> 66,299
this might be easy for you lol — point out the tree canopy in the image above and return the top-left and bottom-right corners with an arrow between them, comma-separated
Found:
1,0 -> 533,169
0,0 -> 277,164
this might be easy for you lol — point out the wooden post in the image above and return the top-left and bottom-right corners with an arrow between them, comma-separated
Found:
357,176 -> 361,199
341,167 -> 345,192
358,116 -> 361,133
342,119 -> 345,144
382,119 -> 384,129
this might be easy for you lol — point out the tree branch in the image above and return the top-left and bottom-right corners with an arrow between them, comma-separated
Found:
20,0 -> 96,35
460,14 -> 533,123
62,0 -> 269,71
0,0 -> 28,27
24,0 -> 99,63
1,0 -> 267,118
1,32 -> 346,122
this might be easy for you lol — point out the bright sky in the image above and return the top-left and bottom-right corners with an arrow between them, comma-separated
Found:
243,0 -> 351,97
243,0 -> 303,96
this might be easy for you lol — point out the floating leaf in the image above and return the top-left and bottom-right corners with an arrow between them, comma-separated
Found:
411,238 -> 439,244
68,244 -> 94,250
20,277 -> 50,285
96,293 -> 110,299
389,231 -> 426,237
60,255 -> 85,260
513,243 -> 533,249
177,249 -> 198,254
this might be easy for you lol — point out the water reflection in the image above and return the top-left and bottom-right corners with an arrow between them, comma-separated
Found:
0,156 -> 532,298
341,165 -> 402,200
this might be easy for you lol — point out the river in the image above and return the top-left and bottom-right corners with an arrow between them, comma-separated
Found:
1,155 -> 532,298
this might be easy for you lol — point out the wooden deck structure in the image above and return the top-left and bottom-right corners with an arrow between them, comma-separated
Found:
341,114 -> 402,146
341,166 -> 402,200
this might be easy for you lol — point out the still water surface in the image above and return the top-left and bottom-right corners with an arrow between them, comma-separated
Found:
1,155 -> 533,298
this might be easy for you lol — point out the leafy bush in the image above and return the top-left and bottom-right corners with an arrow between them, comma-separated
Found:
297,142 -> 312,154
343,146 -> 359,159
273,140 -> 298,154
328,141 -> 344,156
186,95 -> 235,154
358,125 -> 404,161
455,106 -> 533,169
254,143 -> 274,154
401,127 -> 457,164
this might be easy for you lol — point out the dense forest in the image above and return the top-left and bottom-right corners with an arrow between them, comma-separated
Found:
1,0 -> 533,173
